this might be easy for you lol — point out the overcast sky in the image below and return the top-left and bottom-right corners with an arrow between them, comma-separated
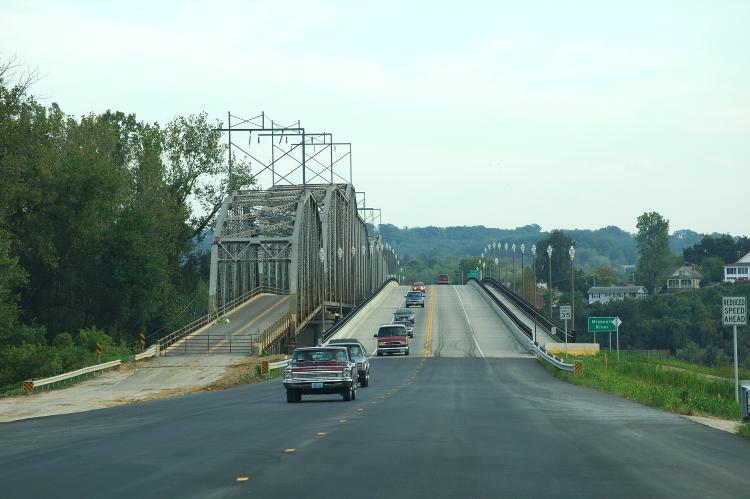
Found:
3,0 -> 748,235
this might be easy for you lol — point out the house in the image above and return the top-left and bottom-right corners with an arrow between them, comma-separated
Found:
587,285 -> 648,304
724,252 -> 750,283
666,266 -> 702,292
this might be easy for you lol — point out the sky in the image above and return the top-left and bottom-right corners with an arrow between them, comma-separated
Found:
2,0 -> 748,235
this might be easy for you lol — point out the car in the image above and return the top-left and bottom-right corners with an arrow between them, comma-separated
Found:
436,274 -> 450,285
374,324 -> 410,356
326,339 -> 370,387
393,316 -> 414,337
393,307 -> 415,325
283,346 -> 358,403
411,282 -> 426,293
405,290 -> 425,308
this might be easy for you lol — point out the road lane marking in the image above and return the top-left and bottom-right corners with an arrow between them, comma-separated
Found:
284,448 -> 296,453
424,285 -> 435,357
236,476 -> 249,482
317,432 -> 326,436
453,285 -> 486,358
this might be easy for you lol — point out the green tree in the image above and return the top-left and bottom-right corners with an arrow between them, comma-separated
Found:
635,212 -> 672,292
533,230 -> 575,290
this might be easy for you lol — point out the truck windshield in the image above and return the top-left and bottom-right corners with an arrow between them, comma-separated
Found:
378,327 -> 406,337
294,349 -> 348,362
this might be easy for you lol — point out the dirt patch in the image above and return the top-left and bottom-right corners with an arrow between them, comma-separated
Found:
203,355 -> 287,391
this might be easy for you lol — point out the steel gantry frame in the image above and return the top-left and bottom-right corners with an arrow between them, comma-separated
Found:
208,112 -> 398,348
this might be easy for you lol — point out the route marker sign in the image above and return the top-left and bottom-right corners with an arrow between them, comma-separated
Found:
560,305 -> 571,321
722,296 -> 746,326
588,317 -> 617,333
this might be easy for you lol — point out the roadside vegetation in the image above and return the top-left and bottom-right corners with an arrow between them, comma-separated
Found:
544,352 -> 742,422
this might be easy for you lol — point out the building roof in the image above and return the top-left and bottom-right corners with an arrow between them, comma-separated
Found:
587,286 -> 647,294
669,266 -> 702,279
736,252 -> 750,264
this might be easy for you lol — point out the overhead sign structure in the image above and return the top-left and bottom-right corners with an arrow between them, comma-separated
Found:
722,296 -> 746,326
588,317 -> 617,333
560,305 -> 571,321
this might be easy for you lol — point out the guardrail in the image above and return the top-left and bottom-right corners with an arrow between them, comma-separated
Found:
23,359 -> 122,393
481,277 -> 567,342
529,341 -> 575,372
157,286 -> 288,353
134,345 -> 158,361
269,358 -> 291,370
321,278 -> 399,343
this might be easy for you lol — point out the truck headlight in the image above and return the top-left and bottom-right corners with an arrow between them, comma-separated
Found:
283,368 -> 292,380
342,368 -> 352,377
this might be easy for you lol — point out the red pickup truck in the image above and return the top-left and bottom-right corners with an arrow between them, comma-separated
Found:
374,324 -> 410,356
437,274 -> 450,285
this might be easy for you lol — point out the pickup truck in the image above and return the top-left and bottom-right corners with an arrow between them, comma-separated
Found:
283,346 -> 358,403
374,324 -> 410,356
405,291 -> 425,308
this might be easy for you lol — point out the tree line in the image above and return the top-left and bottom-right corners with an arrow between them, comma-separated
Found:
0,59 -> 252,391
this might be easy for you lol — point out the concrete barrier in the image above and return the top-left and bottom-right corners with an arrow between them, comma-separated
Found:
328,281 -> 400,340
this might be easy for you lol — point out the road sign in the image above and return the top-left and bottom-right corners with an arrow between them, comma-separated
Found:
588,317 -> 617,333
722,297 -> 746,326
560,305 -> 571,320
574,361 -> 582,375
467,269 -> 480,279
23,380 -> 33,393
95,342 -> 102,356
139,331 -> 146,351
261,360 -> 269,375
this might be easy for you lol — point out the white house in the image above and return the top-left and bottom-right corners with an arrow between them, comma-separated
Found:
724,252 -> 750,283
587,285 -> 648,304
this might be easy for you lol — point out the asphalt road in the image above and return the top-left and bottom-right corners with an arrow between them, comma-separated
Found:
1,285 -> 748,498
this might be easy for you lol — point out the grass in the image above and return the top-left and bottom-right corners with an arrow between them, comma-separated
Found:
627,353 -> 750,380
738,422 -> 750,439
202,355 -> 287,391
543,352 -> 741,421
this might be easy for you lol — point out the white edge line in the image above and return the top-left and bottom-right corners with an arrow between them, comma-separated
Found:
453,285 -> 486,358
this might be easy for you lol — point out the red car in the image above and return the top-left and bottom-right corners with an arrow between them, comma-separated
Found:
411,282 -> 426,293
374,324 -> 410,356
436,274 -> 450,285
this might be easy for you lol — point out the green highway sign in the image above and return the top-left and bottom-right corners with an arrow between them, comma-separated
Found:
588,316 -> 619,333
467,269 -> 480,279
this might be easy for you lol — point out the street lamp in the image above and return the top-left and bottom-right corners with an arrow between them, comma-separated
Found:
494,257 -> 499,280
351,246 -> 357,306
318,247 -> 326,339
547,244 -> 553,318
520,244 -> 526,301
504,243 -> 509,286
337,247 -> 343,317
569,245 -> 576,343
511,243 -> 516,293
531,244 -> 537,308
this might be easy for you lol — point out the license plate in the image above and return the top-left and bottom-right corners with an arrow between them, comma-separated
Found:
311,382 -> 324,389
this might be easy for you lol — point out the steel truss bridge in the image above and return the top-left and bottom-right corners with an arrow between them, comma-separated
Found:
206,112 -> 399,350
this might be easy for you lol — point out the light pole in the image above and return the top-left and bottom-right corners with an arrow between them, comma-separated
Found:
337,247 -> 343,317
318,248 -> 326,340
494,257 -> 499,281
504,243 -> 509,286
511,243 -> 516,293
547,244 -> 553,318
531,244 -> 537,307
351,246 -> 357,306
569,245 -> 576,343
520,244 -> 526,301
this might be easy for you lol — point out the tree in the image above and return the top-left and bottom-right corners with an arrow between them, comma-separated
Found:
534,230 -> 575,290
700,256 -> 725,284
635,212 -> 672,292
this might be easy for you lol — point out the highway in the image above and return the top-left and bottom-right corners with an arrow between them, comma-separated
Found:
0,284 -> 748,498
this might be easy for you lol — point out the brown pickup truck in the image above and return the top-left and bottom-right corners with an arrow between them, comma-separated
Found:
283,346 -> 358,403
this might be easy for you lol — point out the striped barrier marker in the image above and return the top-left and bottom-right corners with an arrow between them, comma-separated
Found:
96,341 -> 102,359
261,360 -> 269,375
23,380 -> 33,393
139,332 -> 145,351
574,361 -> 583,375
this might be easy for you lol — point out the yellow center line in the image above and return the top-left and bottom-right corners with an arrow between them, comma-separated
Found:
424,285 -> 435,357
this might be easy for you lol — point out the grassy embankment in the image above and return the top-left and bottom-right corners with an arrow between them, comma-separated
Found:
543,352 -> 747,430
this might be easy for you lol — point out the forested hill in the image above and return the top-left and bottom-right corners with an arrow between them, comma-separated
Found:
378,224 -> 707,271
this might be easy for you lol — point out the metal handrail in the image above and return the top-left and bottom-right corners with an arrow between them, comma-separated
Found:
257,313 -> 294,354
481,277 -> 567,342
157,286 -> 288,352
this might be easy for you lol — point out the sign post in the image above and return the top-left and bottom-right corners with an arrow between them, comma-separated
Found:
722,296 -> 746,403
560,306 -> 571,357
588,317 -> 620,353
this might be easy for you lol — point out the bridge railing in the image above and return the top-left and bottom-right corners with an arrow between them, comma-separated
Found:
481,277 -> 567,342
257,313 -> 295,355
321,278 -> 398,343
157,286 -> 288,353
